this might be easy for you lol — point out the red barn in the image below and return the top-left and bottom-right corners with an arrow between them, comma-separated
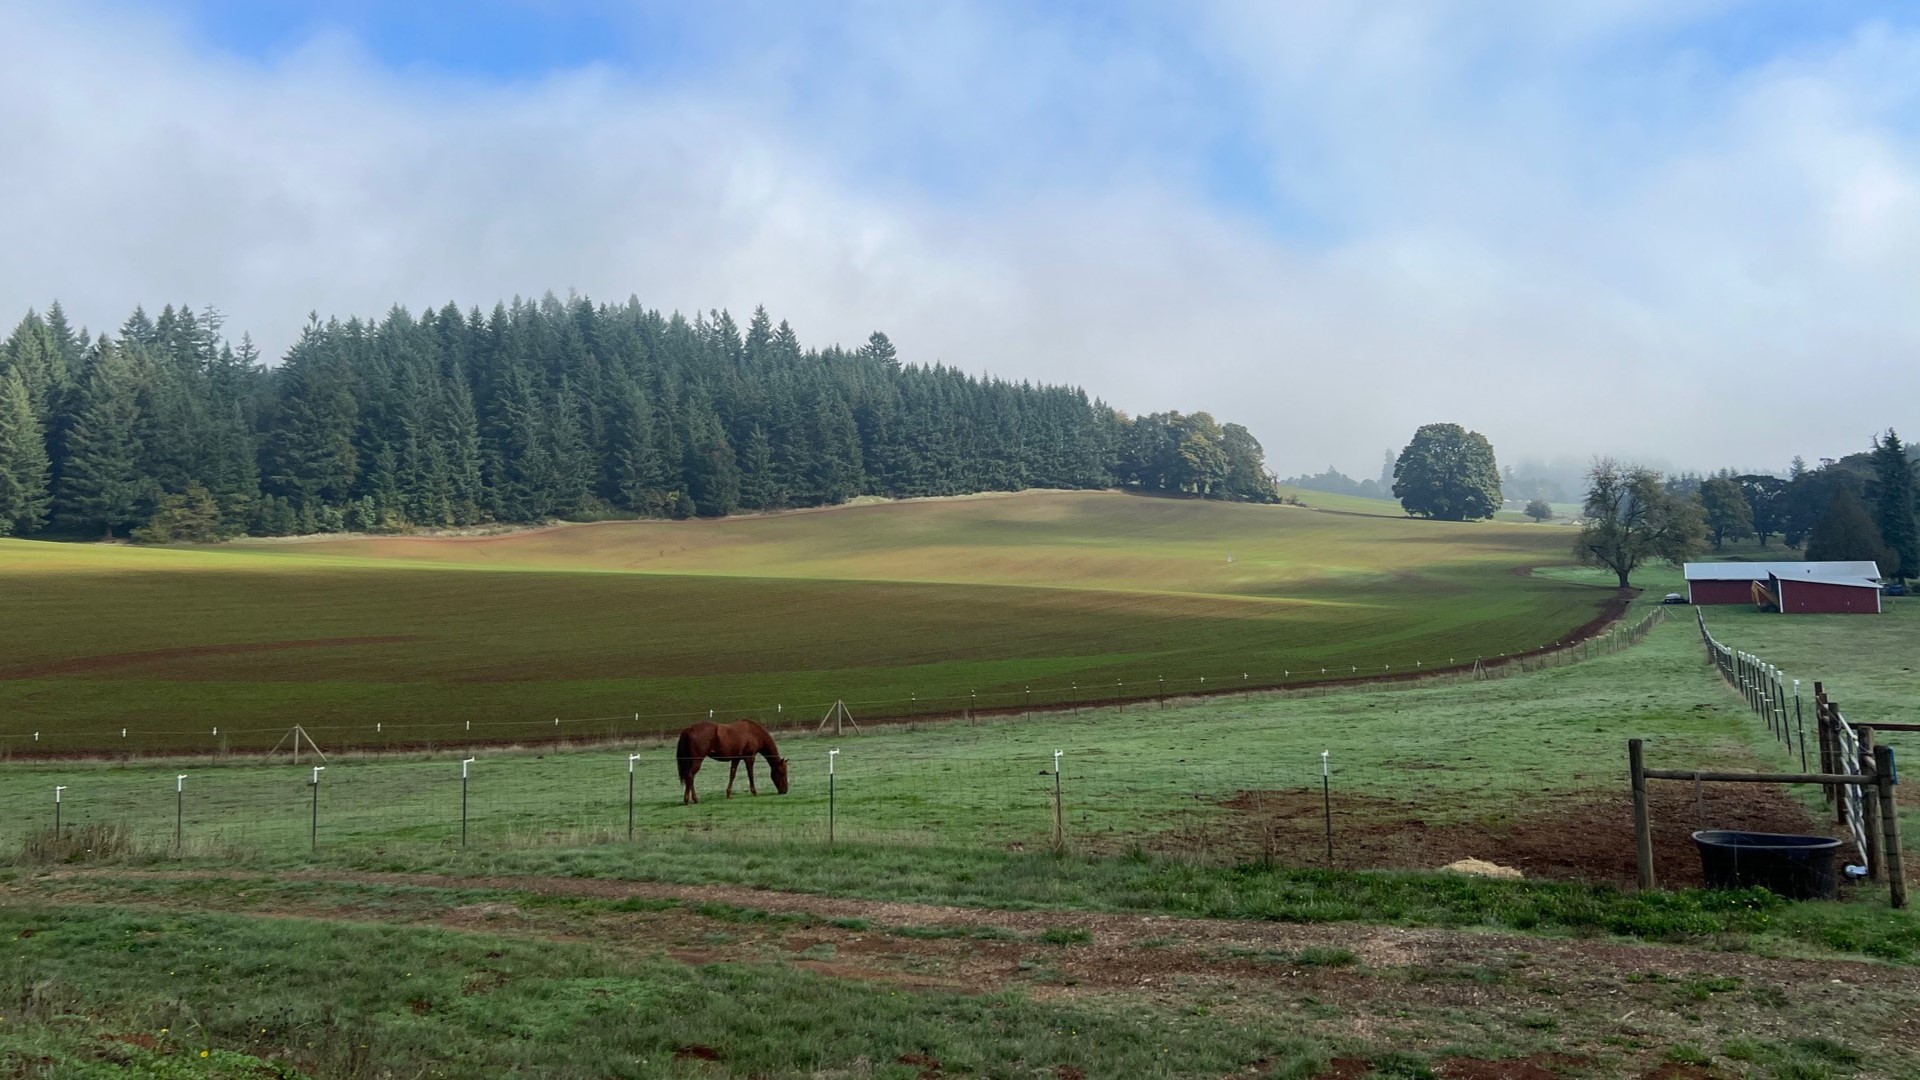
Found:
1768,573 -> 1883,614
1683,561 -> 1883,613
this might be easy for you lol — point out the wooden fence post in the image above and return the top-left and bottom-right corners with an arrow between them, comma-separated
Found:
1630,739 -> 1655,890
1874,745 -> 1906,910
1830,699 -> 1850,829
1860,727 -> 1883,882
1814,684 -> 1833,807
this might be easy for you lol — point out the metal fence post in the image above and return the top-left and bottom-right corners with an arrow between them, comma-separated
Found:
628,753 -> 641,840
1321,750 -> 1333,865
1052,749 -> 1065,853
175,775 -> 186,852
309,766 -> 325,852
54,785 -> 65,834
1794,680 -> 1807,772
827,749 -> 839,848
461,758 -> 475,848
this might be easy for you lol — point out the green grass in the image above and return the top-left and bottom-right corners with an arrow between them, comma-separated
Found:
0,903 -> 1328,1079
0,491 -> 1612,753
0,612 -> 1736,856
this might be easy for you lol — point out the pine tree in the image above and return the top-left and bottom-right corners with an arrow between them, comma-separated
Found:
738,425 -> 776,510
1867,429 -> 1918,580
263,323 -> 359,513
56,341 -> 148,537
0,371 -> 52,535
684,400 -> 740,517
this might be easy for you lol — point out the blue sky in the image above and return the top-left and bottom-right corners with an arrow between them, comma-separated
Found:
6,2 -> 1920,472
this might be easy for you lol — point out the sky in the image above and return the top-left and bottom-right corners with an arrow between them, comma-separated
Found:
3,1 -> 1919,478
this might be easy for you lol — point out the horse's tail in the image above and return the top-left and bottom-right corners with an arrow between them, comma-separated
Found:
675,729 -> 696,783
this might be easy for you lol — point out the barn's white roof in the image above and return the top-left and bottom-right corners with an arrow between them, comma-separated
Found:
1683,560 -> 1881,581
1776,574 -> 1883,590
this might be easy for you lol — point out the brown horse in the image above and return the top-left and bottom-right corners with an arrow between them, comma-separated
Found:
676,720 -> 789,805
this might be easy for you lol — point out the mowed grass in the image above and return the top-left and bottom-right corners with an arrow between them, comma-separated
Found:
0,491 -> 1609,753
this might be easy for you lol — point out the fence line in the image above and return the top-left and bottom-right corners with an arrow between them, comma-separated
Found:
0,742 -> 1390,871
0,606 -> 1669,759
1695,611 -> 1876,869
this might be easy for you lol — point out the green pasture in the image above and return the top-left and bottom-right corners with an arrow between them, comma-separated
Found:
0,614 -> 1774,860
0,490 -> 1612,753
1692,598 -> 1917,729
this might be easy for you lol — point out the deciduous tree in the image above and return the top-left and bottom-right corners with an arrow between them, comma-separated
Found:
1699,475 -> 1754,550
1575,459 -> 1707,588
1391,423 -> 1501,521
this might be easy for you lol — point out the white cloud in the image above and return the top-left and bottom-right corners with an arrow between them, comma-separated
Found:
1,1 -> 1916,479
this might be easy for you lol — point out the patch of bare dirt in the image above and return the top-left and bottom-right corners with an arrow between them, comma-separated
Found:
1640,1065 -> 1715,1080
1194,781 -> 1827,888
674,1043 -> 722,1062
1432,1055 -> 1572,1079
897,1051 -> 943,1078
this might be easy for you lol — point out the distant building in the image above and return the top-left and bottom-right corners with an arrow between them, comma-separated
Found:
1683,561 -> 1883,614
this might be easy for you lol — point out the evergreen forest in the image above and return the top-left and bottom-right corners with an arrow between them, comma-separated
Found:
0,296 -> 1276,540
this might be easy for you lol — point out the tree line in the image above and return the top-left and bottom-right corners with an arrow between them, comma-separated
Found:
0,297 -> 1277,540
1574,430 -> 1919,587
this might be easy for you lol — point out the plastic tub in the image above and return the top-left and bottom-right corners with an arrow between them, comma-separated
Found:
1691,830 -> 1841,900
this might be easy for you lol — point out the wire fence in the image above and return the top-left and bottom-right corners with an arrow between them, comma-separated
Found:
0,742 -> 1400,868
0,606 -> 1669,759
1696,610 -> 1871,867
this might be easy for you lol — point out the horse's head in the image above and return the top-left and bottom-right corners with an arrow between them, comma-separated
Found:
770,755 -> 790,794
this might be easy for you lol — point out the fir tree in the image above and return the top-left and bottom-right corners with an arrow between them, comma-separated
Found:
0,371 -> 52,535
1868,429 -> 1918,580
56,341 -> 148,537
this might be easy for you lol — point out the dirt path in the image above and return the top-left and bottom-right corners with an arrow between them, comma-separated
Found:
12,867 -> 1920,1077
22,866 -> 1915,986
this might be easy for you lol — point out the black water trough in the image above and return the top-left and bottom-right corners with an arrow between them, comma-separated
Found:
1691,830 -> 1841,900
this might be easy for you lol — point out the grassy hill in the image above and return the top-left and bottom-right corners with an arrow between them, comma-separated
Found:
0,490 -> 1612,753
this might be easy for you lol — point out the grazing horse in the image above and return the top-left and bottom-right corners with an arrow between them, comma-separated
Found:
676,720 -> 789,805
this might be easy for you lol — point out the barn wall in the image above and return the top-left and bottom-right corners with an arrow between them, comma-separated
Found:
1687,579 -> 1756,605
1777,580 -> 1880,614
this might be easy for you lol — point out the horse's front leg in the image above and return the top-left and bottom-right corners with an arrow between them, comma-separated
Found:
727,759 -> 738,798
747,758 -> 758,795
